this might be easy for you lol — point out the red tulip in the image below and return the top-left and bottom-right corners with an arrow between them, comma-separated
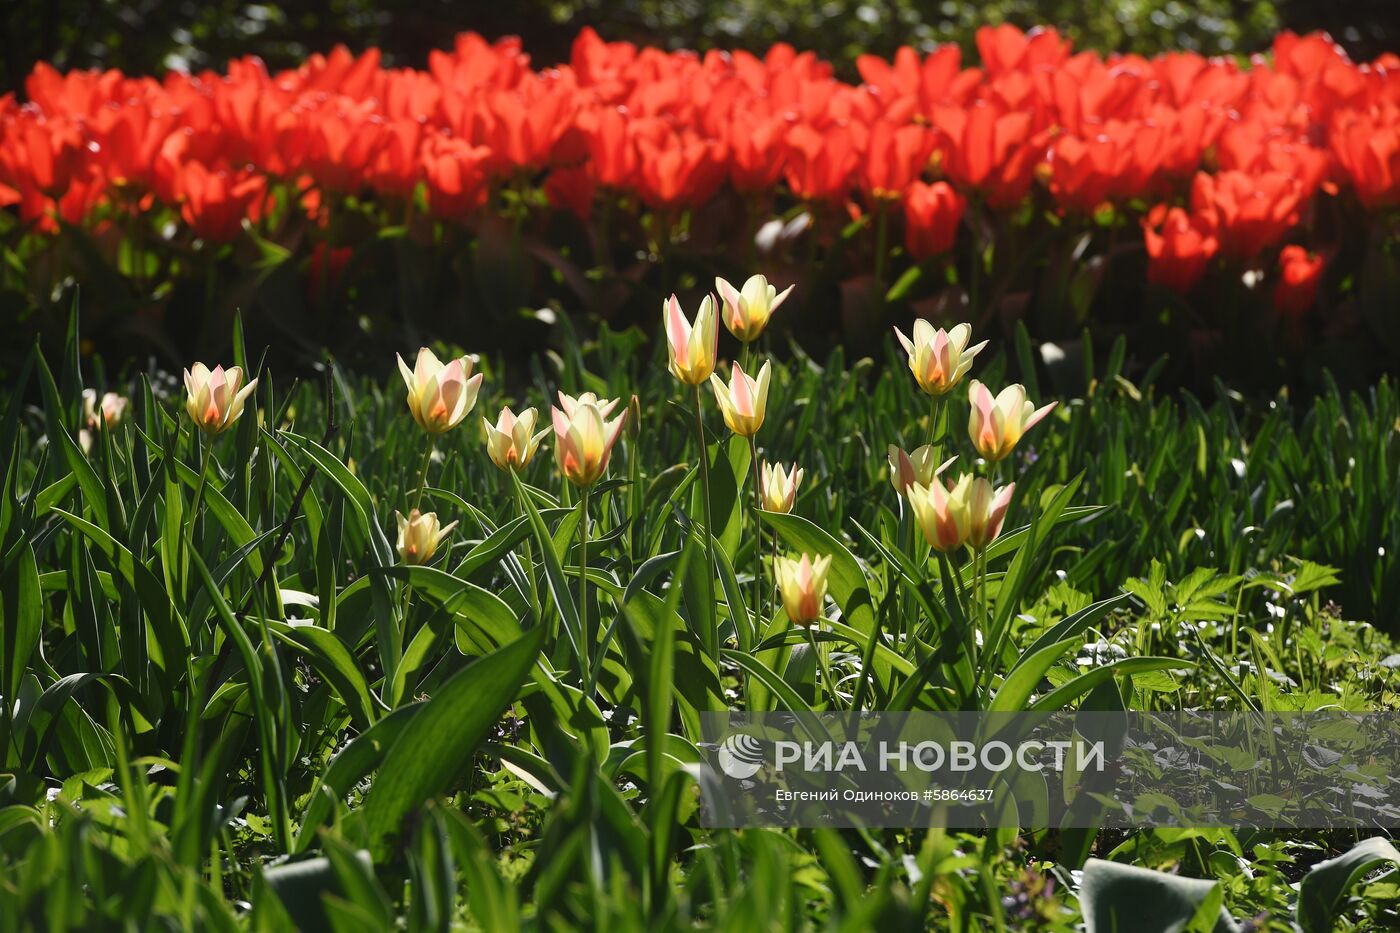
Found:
1189,170 -> 1304,260
783,122 -> 858,203
861,121 -> 934,200
1330,107 -> 1400,209
1273,245 -> 1325,316
420,135 -> 493,219
902,181 -> 966,259
179,162 -> 265,243
1142,204 -> 1218,292
929,99 -> 1042,208
544,166 -> 595,220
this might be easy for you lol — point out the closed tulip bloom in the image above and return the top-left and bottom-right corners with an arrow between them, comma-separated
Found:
397,347 -> 483,435
396,509 -> 458,565
967,380 -> 1057,462
483,405 -> 549,471
665,293 -> 719,384
83,389 -> 128,429
760,461 -> 804,513
907,473 -> 974,552
715,274 -> 794,343
552,393 -> 627,487
184,363 -> 258,435
967,478 -> 1015,551
776,553 -> 832,626
894,320 -> 987,396
888,444 -> 956,495
710,360 -> 772,437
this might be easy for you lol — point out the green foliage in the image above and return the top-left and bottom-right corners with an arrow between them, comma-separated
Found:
0,309 -> 1398,929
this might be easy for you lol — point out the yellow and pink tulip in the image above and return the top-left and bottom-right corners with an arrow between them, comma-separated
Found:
664,293 -> 718,385
396,347 -> 483,435
552,391 -> 627,487
710,360 -> 771,438
893,320 -> 986,397
760,461 -> 803,513
967,380 -> 1057,462
483,406 -> 549,472
775,553 -> 831,626
184,363 -> 258,435
715,274 -> 793,343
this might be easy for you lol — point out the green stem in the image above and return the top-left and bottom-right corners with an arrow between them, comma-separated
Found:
740,340 -> 753,377
806,623 -> 836,708
184,432 -> 212,603
928,394 -> 942,450
693,384 -> 719,656
413,440 -> 434,511
579,485 -> 592,677
748,435 -> 763,624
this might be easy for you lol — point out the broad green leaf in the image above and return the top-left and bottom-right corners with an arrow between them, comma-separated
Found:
360,625 -> 545,854
1297,837 -> 1400,933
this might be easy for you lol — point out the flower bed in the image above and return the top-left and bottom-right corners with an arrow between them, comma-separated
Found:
2,26 -> 1399,380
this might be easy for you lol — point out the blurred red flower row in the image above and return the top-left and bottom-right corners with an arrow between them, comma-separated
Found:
2,25 -> 1397,315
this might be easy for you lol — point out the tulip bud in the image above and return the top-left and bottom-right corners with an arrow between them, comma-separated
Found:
83,389 -> 129,430
552,391 -> 627,487
664,293 -> 719,385
396,509 -> 458,565
775,553 -> 832,626
967,478 -> 1015,551
482,406 -> 549,471
760,461 -> 804,513
888,444 -> 956,495
184,363 -> 258,435
893,320 -> 986,397
709,360 -> 771,438
907,474 -> 974,552
715,274 -> 794,343
396,347 -> 483,435
628,394 -> 642,441
967,380 -> 1057,462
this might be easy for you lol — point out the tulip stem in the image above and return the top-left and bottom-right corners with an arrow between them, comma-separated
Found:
185,431 -> 212,600
805,624 -> 835,707
928,395 -> 942,449
748,435 -> 763,624
739,341 -> 752,376
692,384 -> 719,656
413,441 -> 434,511
578,485 -> 592,677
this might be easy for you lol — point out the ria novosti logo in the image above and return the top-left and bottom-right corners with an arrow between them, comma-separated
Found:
717,732 -> 765,779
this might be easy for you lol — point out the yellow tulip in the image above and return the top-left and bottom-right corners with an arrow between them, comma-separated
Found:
552,391 -> 627,487
887,444 -> 956,495
184,363 -> 258,435
760,461 -> 804,513
775,553 -> 832,626
893,320 -> 986,396
396,509 -> 458,565
664,293 -> 719,385
396,347 -> 483,435
83,389 -> 128,429
483,406 -> 549,471
715,274 -> 794,343
709,360 -> 771,438
967,478 -> 1015,551
907,473 -> 974,552
967,380 -> 1057,462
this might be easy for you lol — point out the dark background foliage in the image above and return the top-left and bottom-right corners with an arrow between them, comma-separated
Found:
5,0 -> 1400,94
